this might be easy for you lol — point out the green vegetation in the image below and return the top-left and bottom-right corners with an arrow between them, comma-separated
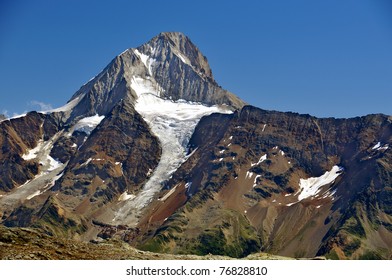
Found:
358,250 -> 383,260
343,216 -> 366,238
343,238 -> 361,257
325,250 -> 339,260
141,209 -> 261,258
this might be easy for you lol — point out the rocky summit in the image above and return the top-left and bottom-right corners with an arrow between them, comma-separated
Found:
0,32 -> 391,260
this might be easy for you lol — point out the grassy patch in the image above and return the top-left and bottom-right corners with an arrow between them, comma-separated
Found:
358,250 -> 383,260
325,250 -> 340,260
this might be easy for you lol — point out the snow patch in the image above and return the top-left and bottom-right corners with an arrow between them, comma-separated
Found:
372,142 -> 389,152
44,155 -> 63,171
176,53 -> 188,65
80,158 -> 92,167
26,171 -> 63,200
22,141 -> 45,160
74,114 -> 105,135
22,132 -> 64,173
297,165 -> 343,201
26,190 -> 41,200
48,94 -> 86,113
251,154 -> 267,167
118,192 -> 136,201
130,76 -> 164,97
254,175 -> 261,184
262,124 -> 267,132
7,113 -> 27,121
18,179 -> 31,189
286,202 -> 297,207
372,142 -> 381,150
159,185 -> 178,202
134,49 -> 156,76
246,171 -> 254,179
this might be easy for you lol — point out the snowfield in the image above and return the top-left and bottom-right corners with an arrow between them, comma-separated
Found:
297,165 -> 343,201
74,114 -> 105,135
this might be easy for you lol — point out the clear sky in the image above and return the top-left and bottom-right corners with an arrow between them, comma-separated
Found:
1,0 -> 391,118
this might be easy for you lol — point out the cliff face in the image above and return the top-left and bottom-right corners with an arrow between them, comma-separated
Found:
1,33 -> 391,260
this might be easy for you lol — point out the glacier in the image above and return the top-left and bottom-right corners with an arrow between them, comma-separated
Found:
112,68 -> 232,225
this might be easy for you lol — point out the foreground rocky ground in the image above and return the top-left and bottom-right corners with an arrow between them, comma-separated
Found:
0,226 -> 293,260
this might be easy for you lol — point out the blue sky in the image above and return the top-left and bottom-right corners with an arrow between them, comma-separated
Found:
1,0 -> 391,118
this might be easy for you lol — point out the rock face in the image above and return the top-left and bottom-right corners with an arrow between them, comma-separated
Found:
1,32 -> 391,260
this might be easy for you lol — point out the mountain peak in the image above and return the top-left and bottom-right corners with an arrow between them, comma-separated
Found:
156,31 -> 188,43
65,32 -> 244,122
138,32 -> 215,83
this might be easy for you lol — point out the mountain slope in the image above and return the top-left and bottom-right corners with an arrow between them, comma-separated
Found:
135,106 -> 392,259
1,32 -> 391,260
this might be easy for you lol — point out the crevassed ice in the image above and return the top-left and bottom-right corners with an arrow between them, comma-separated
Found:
112,76 -> 232,225
298,165 -> 343,201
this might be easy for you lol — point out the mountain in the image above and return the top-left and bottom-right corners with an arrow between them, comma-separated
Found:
0,32 -> 391,260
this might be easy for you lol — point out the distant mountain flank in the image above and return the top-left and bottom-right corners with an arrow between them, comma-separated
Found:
0,32 -> 391,260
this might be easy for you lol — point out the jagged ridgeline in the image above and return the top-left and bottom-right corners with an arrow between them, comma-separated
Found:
0,32 -> 391,260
